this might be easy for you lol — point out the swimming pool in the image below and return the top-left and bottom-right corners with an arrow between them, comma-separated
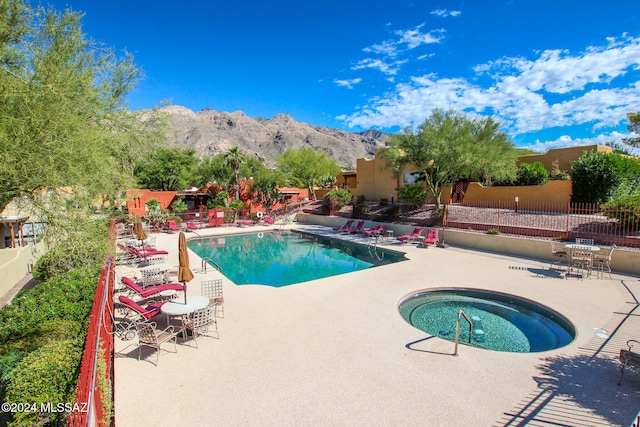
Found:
188,230 -> 407,287
398,288 -> 575,353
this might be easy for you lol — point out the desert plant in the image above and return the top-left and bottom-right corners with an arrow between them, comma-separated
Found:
145,198 -> 160,212
324,188 -> 353,213
171,197 -> 188,212
352,203 -> 371,219
515,162 -> 549,186
397,184 -> 426,209
487,228 -> 501,235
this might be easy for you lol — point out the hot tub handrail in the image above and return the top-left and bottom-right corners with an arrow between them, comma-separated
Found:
454,310 -> 473,356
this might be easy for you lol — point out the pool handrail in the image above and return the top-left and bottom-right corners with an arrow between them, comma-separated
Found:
201,257 -> 222,274
454,310 -> 473,356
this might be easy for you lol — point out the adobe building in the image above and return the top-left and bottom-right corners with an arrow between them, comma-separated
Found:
338,145 -> 611,204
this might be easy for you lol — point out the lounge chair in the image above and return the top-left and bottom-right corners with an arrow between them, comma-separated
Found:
185,221 -> 199,231
135,321 -> 179,365
167,220 -> 180,233
263,215 -> 275,225
397,227 -> 424,243
344,220 -> 365,234
121,276 -> 183,299
361,224 -> 389,237
333,219 -> 353,232
422,229 -> 439,246
118,295 -> 166,321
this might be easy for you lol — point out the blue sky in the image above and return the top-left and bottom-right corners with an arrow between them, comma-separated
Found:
45,0 -> 640,152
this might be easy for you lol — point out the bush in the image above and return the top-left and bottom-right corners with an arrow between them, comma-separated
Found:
571,151 -> 640,204
352,203 -> 371,219
381,205 -> 400,222
167,214 -> 182,226
379,197 -> 388,206
171,198 -> 188,212
397,184 -> 426,209
515,162 -> 549,186
603,193 -> 640,229
324,189 -> 353,210
5,339 -> 83,427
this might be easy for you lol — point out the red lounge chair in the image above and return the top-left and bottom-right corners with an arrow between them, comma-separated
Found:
185,221 -> 199,231
167,220 -> 180,233
121,277 -> 184,299
361,224 -> 389,237
345,220 -> 365,234
333,219 -> 354,232
422,229 -> 439,246
264,215 -> 275,225
118,295 -> 166,320
397,227 -> 424,243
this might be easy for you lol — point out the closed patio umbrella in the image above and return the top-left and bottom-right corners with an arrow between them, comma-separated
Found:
178,232 -> 194,304
133,220 -> 148,262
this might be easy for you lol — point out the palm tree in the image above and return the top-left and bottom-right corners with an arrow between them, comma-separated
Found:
224,146 -> 245,201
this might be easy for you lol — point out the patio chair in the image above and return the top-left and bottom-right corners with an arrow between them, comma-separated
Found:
141,268 -> 165,287
397,227 -> 424,243
118,295 -> 166,321
550,241 -> 569,270
263,215 -> 275,225
135,321 -> 179,365
422,229 -> 439,247
593,244 -> 615,279
575,238 -> 594,245
568,246 -> 594,279
333,219 -> 354,232
360,224 -> 387,237
167,220 -> 180,233
619,339 -> 640,385
201,278 -> 224,317
121,276 -> 183,299
185,221 -> 198,231
344,220 -> 365,234
183,306 -> 218,348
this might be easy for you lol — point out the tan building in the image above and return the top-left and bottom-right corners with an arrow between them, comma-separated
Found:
338,145 -> 611,203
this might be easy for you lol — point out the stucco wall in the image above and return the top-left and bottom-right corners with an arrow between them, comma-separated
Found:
0,242 -> 44,301
463,180 -> 572,204
517,144 -> 611,172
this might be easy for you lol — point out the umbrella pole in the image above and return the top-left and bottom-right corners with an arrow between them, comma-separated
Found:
183,282 -> 187,304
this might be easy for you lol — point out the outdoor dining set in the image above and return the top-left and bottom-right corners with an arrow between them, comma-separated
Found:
113,228 -> 224,366
550,238 -> 615,279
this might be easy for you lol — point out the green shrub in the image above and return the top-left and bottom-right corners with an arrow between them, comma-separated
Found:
515,162 -> 549,186
603,193 -> 640,229
397,184 -> 426,209
324,189 -> 353,210
5,339 -> 83,427
487,228 -> 500,235
167,214 -> 183,226
171,198 -> 188,212
145,198 -> 160,212
352,203 -> 371,219
571,151 -> 640,204
379,197 -> 388,206
356,194 -> 366,203
229,200 -> 244,211
381,205 -> 400,221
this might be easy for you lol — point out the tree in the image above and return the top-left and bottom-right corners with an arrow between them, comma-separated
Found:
515,162 -> 549,186
134,147 -> 196,191
224,146 -> 245,201
277,147 -> 341,198
381,109 -> 517,210
622,112 -> 640,148
252,169 -> 286,214
0,3 -> 165,270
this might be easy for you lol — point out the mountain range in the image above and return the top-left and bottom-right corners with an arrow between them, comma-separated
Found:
161,106 -> 392,169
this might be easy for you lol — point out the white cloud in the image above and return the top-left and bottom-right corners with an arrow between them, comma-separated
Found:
341,35 -> 640,141
351,58 -> 408,75
519,131 -> 639,155
333,78 -> 362,89
430,9 -> 462,18
356,24 -> 445,76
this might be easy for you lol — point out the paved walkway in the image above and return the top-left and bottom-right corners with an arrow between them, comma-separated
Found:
114,224 -> 640,426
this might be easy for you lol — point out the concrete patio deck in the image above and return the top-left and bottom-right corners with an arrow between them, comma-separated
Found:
114,224 -> 640,426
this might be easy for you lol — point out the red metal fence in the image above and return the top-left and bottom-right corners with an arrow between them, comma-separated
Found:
68,228 -> 116,426
444,201 -> 640,249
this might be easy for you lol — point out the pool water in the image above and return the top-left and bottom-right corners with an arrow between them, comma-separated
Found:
188,230 -> 407,287
399,289 -> 575,353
